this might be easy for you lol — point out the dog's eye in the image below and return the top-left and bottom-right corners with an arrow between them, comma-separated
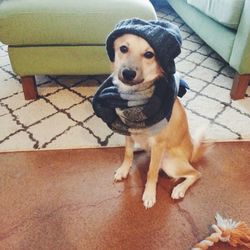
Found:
120,45 -> 128,53
144,51 -> 154,59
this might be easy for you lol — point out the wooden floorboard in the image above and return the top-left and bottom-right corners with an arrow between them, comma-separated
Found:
0,142 -> 249,250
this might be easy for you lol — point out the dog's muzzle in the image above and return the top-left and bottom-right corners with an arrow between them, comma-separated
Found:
120,68 -> 143,85
122,68 -> 136,81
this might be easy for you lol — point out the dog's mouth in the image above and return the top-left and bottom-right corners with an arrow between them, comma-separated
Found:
118,76 -> 144,85
118,68 -> 144,85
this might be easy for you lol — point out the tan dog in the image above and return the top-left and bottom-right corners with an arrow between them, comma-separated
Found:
112,34 -> 206,209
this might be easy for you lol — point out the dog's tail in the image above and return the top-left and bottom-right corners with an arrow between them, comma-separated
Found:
190,127 -> 213,163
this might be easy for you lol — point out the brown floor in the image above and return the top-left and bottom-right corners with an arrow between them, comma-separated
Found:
0,142 -> 250,250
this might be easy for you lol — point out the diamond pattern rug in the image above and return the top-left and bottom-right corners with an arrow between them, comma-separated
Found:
0,9 -> 250,152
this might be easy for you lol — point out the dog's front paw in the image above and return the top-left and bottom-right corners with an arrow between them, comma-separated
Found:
171,183 -> 186,200
114,166 -> 129,182
142,187 -> 156,209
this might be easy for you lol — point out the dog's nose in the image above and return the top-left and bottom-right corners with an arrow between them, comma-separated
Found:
122,68 -> 136,81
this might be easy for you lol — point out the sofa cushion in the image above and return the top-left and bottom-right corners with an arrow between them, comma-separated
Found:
0,0 -> 156,46
187,0 -> 245,29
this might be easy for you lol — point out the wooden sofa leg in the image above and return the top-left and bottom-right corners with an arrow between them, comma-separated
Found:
20,76 -> 38,100
230,74 -> 250,100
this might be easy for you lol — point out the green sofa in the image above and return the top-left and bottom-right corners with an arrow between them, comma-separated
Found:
0,0 -> 157,100
166,0 -> 250,100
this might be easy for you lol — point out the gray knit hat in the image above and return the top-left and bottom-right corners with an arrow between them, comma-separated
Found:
106,18 -> 182,74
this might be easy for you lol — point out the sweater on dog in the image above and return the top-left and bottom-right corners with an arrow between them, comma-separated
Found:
92,74 -> 188,136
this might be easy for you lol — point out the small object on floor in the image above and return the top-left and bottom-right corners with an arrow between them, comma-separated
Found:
192,213 -> 250,249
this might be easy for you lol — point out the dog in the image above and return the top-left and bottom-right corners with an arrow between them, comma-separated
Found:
111,33 -> 206,209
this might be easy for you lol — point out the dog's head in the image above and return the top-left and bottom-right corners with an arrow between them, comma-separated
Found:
112,33 -> 163,85
106,18 -> 182,87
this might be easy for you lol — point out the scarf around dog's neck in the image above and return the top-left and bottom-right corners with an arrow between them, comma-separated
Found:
92,74 -> 188,136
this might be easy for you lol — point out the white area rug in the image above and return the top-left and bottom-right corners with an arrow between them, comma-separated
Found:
0,9 -> 250,152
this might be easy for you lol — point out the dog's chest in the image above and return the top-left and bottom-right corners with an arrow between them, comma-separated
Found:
131,133 -> 152,151
130,119 -> 168,151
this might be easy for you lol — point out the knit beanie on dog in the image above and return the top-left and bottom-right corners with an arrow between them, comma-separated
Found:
106,18 -> 182,74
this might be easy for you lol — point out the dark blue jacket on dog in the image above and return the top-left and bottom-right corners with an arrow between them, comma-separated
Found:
92,74 -> 188,135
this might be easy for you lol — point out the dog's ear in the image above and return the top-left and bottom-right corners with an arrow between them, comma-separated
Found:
149,20 -> 182,56
147,20 -> 182,74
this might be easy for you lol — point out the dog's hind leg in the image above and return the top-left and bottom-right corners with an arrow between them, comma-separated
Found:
162,156 -> 201,200
114,136 -> 134,181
